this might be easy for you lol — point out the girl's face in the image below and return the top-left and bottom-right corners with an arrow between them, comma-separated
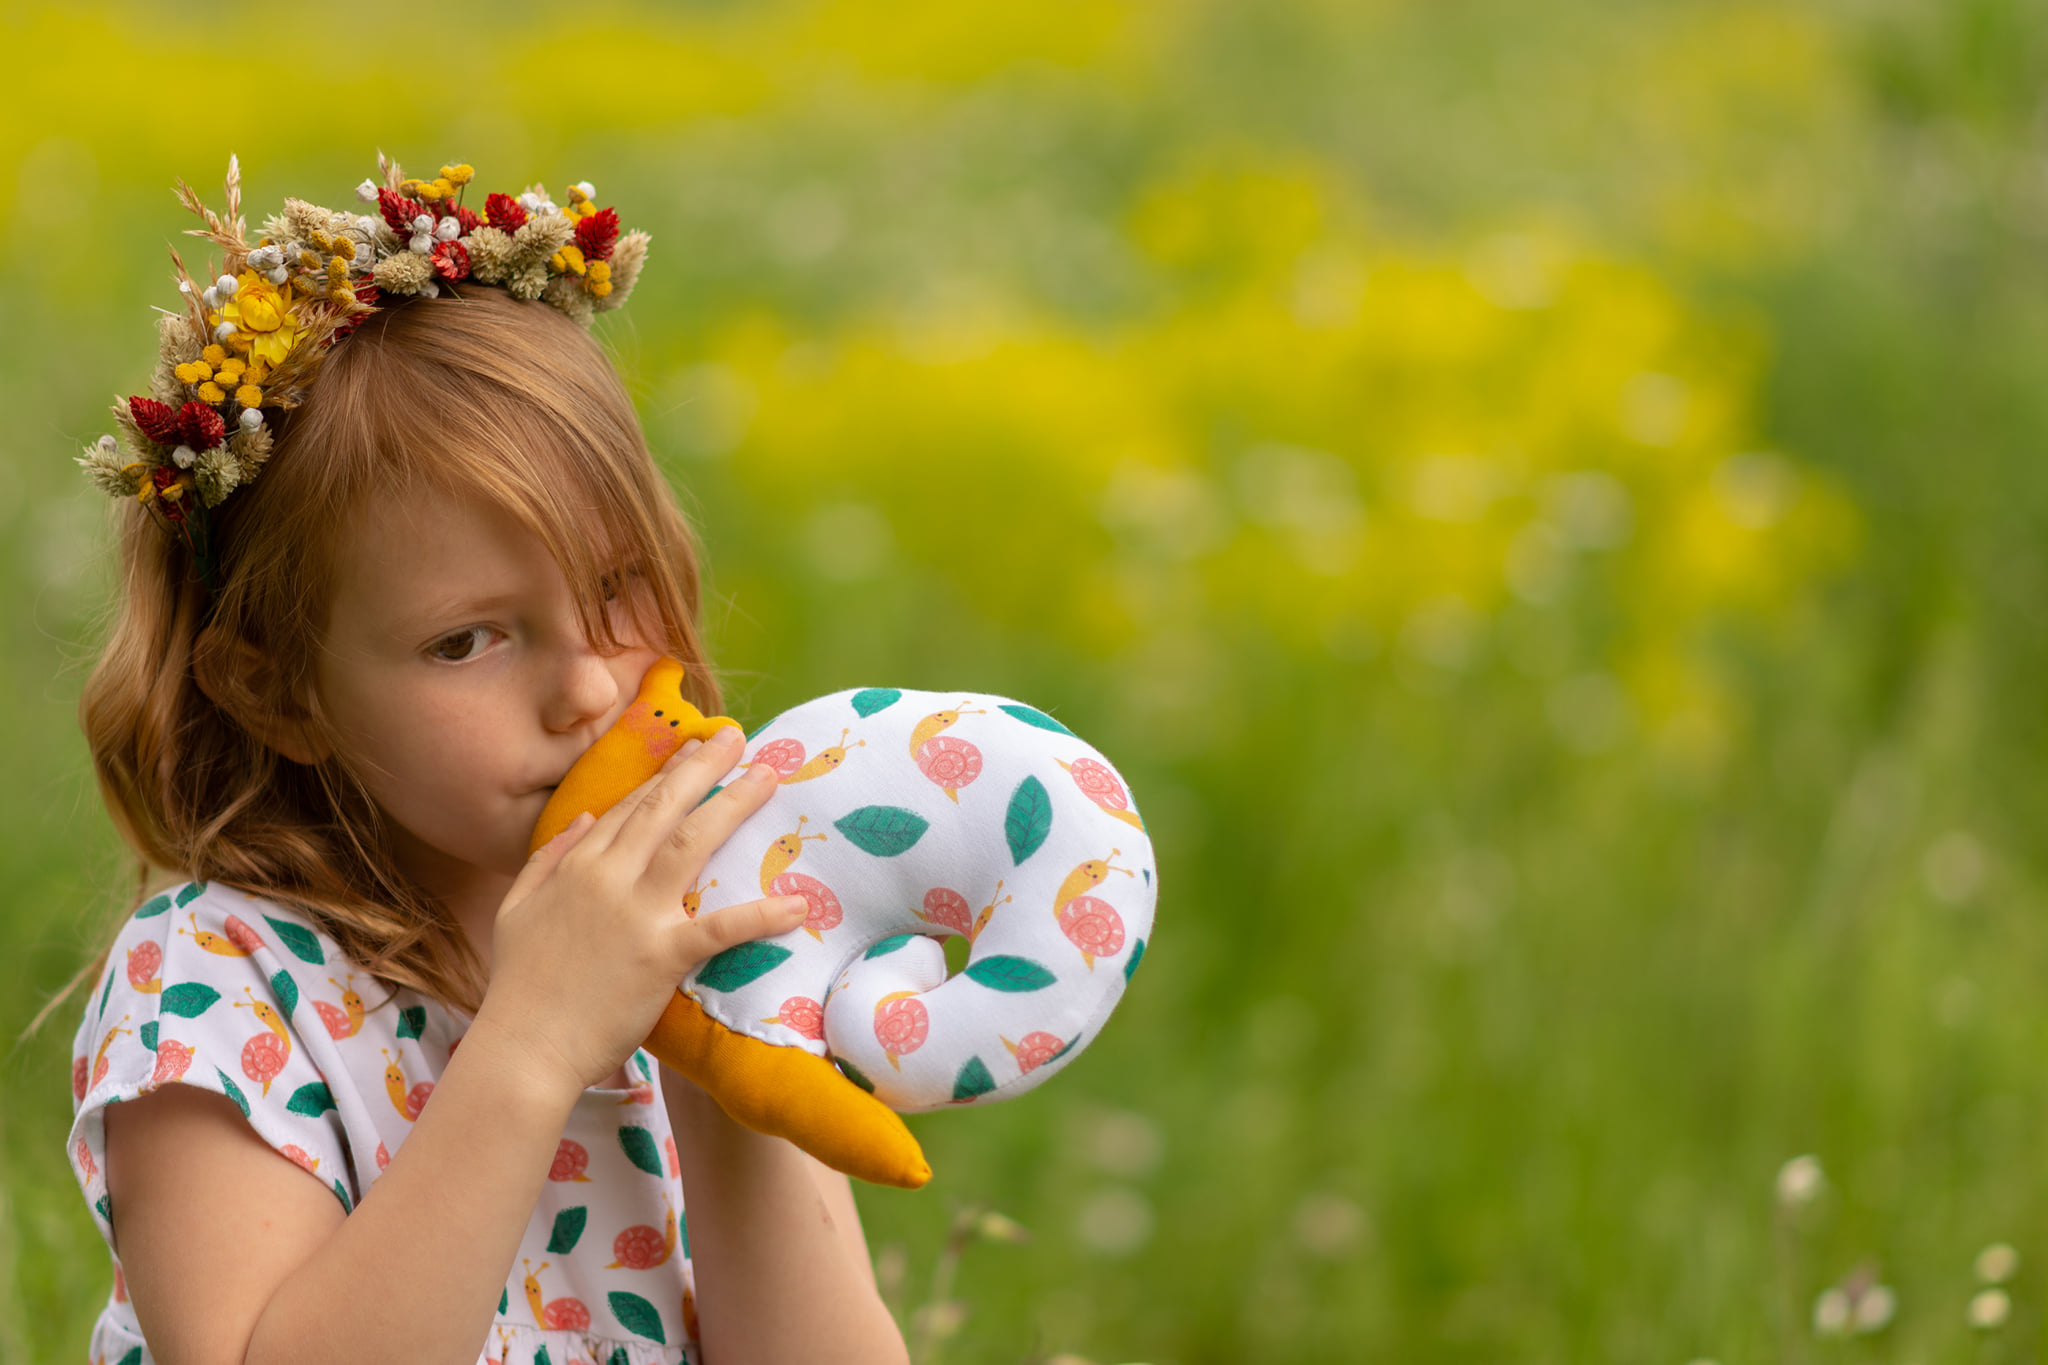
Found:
314,481 -> 660,901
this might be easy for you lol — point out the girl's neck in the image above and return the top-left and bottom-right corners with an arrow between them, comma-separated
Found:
387,824 -> 516,973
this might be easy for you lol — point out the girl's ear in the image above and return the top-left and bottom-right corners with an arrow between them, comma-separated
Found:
191,626 -> 332,766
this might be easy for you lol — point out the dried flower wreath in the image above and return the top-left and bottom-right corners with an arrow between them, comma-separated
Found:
77,154 -> 648,590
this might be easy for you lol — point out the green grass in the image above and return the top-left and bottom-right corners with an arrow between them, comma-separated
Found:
6,1 -> 2048,1361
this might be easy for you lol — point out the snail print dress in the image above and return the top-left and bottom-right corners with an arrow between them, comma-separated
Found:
69,882 -> 700,1365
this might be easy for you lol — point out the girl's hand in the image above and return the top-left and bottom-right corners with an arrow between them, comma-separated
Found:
471,726 -> 806,1103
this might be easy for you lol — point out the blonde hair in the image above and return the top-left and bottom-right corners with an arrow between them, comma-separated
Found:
73,285 -> 718,1016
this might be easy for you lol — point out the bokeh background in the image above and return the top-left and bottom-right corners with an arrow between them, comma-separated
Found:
5,0 -> 2048,1360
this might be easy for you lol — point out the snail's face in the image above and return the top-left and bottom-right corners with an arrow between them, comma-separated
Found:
314,482 -> 660,905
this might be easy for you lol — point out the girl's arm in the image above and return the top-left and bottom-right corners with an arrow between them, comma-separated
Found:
662,1069 -> 909,1365
106,1021 -> 579,1365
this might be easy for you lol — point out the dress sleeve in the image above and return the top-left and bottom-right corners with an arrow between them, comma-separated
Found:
67,883 -> 355,1251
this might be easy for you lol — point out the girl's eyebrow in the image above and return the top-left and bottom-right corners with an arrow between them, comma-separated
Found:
390,591 -> 523,636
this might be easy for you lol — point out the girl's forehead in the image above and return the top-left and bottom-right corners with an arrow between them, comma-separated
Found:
329,485 -> 574,636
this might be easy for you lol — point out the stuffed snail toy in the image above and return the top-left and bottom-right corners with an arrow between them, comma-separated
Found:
531,661 -> 1157,1188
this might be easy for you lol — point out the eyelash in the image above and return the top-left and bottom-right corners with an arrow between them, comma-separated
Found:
427,626 -> 499,663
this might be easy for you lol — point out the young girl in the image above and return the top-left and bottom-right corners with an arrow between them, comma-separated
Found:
66,165 -> 910,1365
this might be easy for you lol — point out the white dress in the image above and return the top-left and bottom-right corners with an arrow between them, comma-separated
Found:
69,881 -> 700,1365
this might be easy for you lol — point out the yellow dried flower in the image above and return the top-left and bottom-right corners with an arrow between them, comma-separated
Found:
587,260 -> 611,283
235,384 -> 264,409
588,278 -> 612,297
399,179 -> 426,196
174,360 -> 213,384
299,250 -> 322,270
552,243 -> 587,275
246,360 -> 270,384
442,164 -> 475,186
331,236 -> 356,262
197,381 -> 227,404
431,177 -> 455,200
202,344 -> 228,366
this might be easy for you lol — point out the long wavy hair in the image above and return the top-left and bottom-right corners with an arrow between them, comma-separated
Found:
65,285 -> 718,1018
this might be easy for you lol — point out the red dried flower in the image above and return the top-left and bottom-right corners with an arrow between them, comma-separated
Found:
128,396 -> 181,445
178,401 -> 227,451
451,203 -> 481,235
330,281 -> 382,344
431,239 -> 472,283
377,187 -> 420,235
151,466 -> 187,524
574,207 -> 619,262
485,193 -> 527,232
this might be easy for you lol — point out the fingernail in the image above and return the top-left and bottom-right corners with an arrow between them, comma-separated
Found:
679,738 -> 704,759
745,760 -> 778,784
714,725 -> 744,749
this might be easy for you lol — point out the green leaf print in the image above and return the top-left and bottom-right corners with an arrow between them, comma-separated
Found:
330,1179 -> 352,1213
609,1290 -> 667,1344
533,1347 -> 552,1365
545,1205 -> 587,1254
140,1021 -> 158,1052
850,687 -> 901,717
1004,777 -> 1053,865
1124,937 -> 1146,982
396,1004 -> 427,1041
618,1126 -> 664,1177
1049,1034 -> 1079,1066
136,892 -> 172,919
286,1082 -> 336,1117
608,1349 -> 632,1365
696,941 -> 792,992
95,1194 -> 111,1224
161,983 -> 222,1018
998,702 -> 1075,736
952,1055 -> 996,1102
216,1068 -> 250,1117
114,1348 -> 142,1365
97,967 -> 115,1020
269,970 -> 299,1018
834,805 -> 929,857
836,1057 -> 875,1093
262,915 -> 324,965
679,1208 -> 690,1258
499,1286 -> 508,1314
864,933 -> 914,959
175,882 -> 207,907
964,955 -> 1057,993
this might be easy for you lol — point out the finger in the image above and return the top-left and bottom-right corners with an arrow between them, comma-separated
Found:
573,734 -> 709,856
683,894 -> 811,960
609,725 -> 747,862
504,811 -> 596,908
641,749 -> 783,888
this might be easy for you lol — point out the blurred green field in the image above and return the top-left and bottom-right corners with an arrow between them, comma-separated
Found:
6,0 -> 2048,1361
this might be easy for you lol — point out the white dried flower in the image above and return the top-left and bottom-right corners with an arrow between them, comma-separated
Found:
201,287 -> 220,310
213,322 -> 236,344
171,444 -> 197,469
434,217 -> 460,242
505,262 -> 550,300
356,178 -> 378,202
265,266 -> 287,286
215,274 -> 237,296
1776,1155 -> 1825,1208
1977,1243 -> 2020,1284
518,192 -> 540,212
1969,1288 -> 2011,1330
410,234 -> 433,255
575,180 -> 595,199
372,252 -> 433,293
411,214 -> 433,234
238,408 -> 263,433
419,281 -> 439,299
247,244 -> 283,271
1812,1288 -> 1851,1337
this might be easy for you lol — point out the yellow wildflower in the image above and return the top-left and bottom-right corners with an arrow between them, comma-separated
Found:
197,381 -> 226,404
202,344 -> 227,366
212,269 -> 302,368
174,360 -> 213,384
235,384 -> 263,409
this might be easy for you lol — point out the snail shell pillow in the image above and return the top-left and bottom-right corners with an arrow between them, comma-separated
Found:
533,664 -> 1158,1187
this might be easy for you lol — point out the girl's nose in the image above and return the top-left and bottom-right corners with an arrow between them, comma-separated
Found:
541,642 -> 623,735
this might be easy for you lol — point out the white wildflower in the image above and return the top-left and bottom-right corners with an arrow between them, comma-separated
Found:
1812,1288 -> 1851,1337
1969,1288 -> 2011,1330
1852,1284 -> 1895,1334
1977,1243 -> 2020,1284
1775,1155 -> 1825,1209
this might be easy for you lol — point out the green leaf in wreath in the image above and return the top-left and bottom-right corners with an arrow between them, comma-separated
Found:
834,805 -> 928,857
964,955 -> 1057,993
850,687 -> 902,718
175,882 -> 207,907
1004,776 -> 1053,865
140,1021 -> 158,1052
160,983 -> 221,1018
998,702 -> 1075,736
836,1057 -> 875,1093
952,1055 -> 996,1102
864,933 -> 914,959
269,970 -> 299,1018
135,893 -> 171,920
546,1205 -> 588,1254
618,1125 -> 664,1177
262,915 -> 325,966
216,1068 -> 250,1117
696,941 -> 793,992
396,1004 -> 426,1041
286,1082 -> 336,1117
1124,937 -> 1146,982
609,1290 -> 667,1344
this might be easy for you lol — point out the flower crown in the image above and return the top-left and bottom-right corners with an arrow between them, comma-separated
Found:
77,154 -> 649,577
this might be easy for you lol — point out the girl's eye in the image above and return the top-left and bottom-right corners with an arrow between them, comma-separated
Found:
428,626 -> 495,662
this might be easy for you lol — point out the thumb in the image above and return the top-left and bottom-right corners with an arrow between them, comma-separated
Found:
505,810 -> 596,907
687,894 -> 809,958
